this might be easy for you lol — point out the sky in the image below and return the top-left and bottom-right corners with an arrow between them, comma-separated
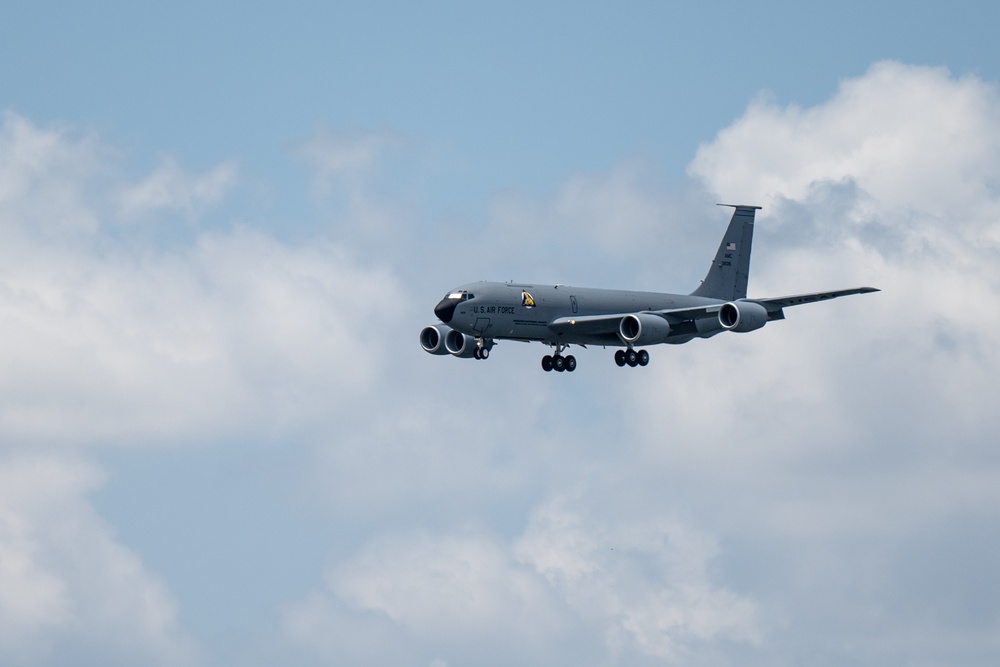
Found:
1,2 -> 999,666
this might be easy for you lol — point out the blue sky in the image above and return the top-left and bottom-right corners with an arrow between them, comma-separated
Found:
2,3 -> 1000,666
8,2 -> 998,217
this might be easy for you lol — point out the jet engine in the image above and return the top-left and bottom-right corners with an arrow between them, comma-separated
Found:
445,329 -> 482,358
444,329 -> 495,359
719,301 -> 768,333
419,324 -> 452,355
618,313 -> 672,345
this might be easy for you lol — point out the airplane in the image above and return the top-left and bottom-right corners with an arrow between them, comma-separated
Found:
420,205 -> 878,372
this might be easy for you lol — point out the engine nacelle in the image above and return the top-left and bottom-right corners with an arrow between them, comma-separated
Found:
419,324 -> 452,355
719,301 -> 768,333
619,313 -> 672,345
445,329 -> 480,358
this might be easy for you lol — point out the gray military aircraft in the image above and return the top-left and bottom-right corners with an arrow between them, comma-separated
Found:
420,205 -> 878,372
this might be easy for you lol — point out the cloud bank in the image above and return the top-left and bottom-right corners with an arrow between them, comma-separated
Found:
2,60 -> 1000,666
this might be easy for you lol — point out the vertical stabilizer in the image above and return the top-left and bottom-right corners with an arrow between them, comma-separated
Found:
690,204 -> 761,300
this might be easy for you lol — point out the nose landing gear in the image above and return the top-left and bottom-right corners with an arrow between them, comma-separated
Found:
473,338 -> 493,360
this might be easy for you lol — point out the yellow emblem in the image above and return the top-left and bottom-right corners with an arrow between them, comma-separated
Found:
521,290 -> 535,308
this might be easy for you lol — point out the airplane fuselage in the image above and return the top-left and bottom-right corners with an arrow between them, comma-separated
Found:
438,282 -> 725,346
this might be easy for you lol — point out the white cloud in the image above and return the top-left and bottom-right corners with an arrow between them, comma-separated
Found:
293,125 -> 398,193
0,113 -> 402,447
282,592 -> 410,666
0,455 -> 198,665
285,499 -> 758,666
0,111 -> 108,236
611,61 -> 1000,663
478,164 -> 718,289
292,124 -> 395,204
514,499 -> 761,663
671,62 -> 1000,491
285,61 -> 1000,666
689,61 -> 1000,225
332,531 -> 558,640
6,58 -> 1000,667
117,157 -> 238,221
291,124 -> 414,247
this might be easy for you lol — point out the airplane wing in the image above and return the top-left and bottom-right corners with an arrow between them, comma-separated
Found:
547,288 -> 879,336
750,286 -> 880,311
547,313 -> 630,336
548,304 -> 724,336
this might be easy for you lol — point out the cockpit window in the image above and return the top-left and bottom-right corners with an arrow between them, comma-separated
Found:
446,291 -> 475,301
448,292 -> 463,300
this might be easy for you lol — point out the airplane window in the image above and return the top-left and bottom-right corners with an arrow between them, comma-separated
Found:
448,292 -> 463,299
465,294 -> 475,300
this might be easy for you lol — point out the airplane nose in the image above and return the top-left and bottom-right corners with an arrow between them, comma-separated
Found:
434,298 -> 458,323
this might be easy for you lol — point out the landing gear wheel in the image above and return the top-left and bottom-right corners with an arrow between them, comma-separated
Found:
541,355 -> 553,372
615,349 -> 626,367
479,347 -> 489,360
565,355 -> 577,372
473,348 -> 481,359
552,355 -> 566,372
637,349 -> 649,366
626,349 -> 639,367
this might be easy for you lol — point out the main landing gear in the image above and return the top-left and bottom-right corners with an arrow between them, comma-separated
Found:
541,344 -> 576,373
614,348 -> 649,368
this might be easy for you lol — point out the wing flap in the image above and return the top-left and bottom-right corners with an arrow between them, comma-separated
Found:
548,313 -> 628,336
655,304 -> 723,323
548,305 -> 724,336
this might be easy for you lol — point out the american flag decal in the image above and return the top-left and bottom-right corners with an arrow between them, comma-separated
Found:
726,242 -> 736,250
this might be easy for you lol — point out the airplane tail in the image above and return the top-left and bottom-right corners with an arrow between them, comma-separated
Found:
690,204 -> 761,300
